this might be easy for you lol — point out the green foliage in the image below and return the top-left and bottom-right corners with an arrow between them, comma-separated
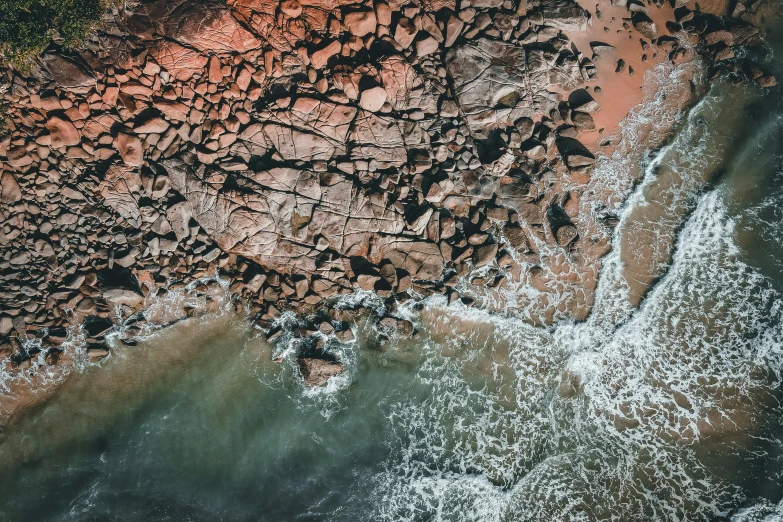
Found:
0,0 -> 105,68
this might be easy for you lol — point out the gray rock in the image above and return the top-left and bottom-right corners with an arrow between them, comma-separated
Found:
42,52 -> 96,91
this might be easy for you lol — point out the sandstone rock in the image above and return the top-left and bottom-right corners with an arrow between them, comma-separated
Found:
166,201 -> 193,240
135,117 -> 170,134
98,165 -> 143,227
297,357 -> 343,386
280,0 -> 302,16
415,36 -> 439,57
162,1 -> 262,53
375,2 -> 392,25
102,287 -> 144,307
349,112 -> 429,167
208,55 -> 223,83
0,316 -> 13,335
46,116 -> 80,148
381,240 -> 444,281
447,39 -> 551,139
394,18 -> 418,48
359,86 -> 388,112
148,40 -> 208,81
344,9 -> 377,37
310,40 -> 342,69
0,172 -> 22,203
445,16 -> 464,47
115,132 -> 144,166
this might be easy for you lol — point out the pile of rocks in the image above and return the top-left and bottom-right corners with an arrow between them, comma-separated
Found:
0,0 -> 775,384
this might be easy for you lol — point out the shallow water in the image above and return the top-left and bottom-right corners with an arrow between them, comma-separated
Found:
3,9 -> 783,522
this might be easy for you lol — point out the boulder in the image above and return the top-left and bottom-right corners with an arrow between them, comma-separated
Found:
344,10 -> 377,37
46,116 -> 80,148
529,0 -> 591,31
42,52 -> 96,91
0,172 -> 22,203
381,240 -> 444,281
632,14 -> 658,40
297,357 -> 344,386
310,40 -> 342,69
378,316 -> 414,336
115,132 -> 144,166
446,39 -> 560,139
359,86 -> 388,112
394,18 -> 418,48
102,287 -> 145,307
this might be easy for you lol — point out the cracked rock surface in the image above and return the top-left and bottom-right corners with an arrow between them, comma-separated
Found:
0,0 -> 775,379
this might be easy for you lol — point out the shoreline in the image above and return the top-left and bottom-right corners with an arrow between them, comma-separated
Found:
0,0 -> 777,422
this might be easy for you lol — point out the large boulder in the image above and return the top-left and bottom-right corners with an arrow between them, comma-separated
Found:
297,357 -> 343,387
529,0 -> 591,31
0,172 -> 22,203
446,39 -> 562,139
380,240 -> 444,281
162,0 -> 263,53
41,52 -> 96,92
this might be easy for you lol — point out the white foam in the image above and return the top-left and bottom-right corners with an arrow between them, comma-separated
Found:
368,125 -> 783,520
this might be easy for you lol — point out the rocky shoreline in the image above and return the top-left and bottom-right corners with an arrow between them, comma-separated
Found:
0,0 -> 776,399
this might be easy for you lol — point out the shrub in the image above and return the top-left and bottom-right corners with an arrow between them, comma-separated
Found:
0,0 -> 105,69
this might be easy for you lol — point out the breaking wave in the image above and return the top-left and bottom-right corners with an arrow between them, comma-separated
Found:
370,182 -> 783,521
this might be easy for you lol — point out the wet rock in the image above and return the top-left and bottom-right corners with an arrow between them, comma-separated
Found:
378,316 -> 414,336
555,224 -> 578,247
87,346 -> 110,359
102,287 -> 144,307
297,357 -> 344,387
473,242 -> 498,267
335,328 -> 355,343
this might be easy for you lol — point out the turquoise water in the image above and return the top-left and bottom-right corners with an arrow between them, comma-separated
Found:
2,9 -> 783,522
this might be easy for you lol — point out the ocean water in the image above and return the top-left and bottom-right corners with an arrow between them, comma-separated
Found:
2,10 -> 783,522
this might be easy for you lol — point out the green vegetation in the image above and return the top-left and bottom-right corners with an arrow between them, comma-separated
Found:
0,0 -> 105,69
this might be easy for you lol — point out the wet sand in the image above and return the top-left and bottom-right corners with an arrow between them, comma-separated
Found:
566,0 -> 695,150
